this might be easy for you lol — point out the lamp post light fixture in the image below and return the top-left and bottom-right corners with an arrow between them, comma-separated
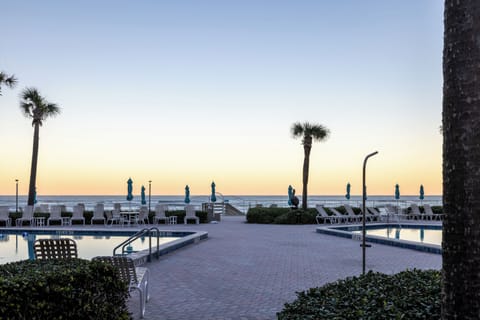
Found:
15,179 -> 19,213
148,180 -> 152,214
362,151 -> 378,275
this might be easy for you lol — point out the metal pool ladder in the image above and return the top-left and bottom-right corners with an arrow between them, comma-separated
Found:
113,227 -> 161,262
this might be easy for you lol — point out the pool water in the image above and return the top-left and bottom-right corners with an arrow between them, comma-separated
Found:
0,232 -> 179,264
353,227 -> 442,246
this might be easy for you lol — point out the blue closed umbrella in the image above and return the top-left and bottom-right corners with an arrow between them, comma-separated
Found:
345,183 -> 351,200
184,185 -> 191,204
288,185 -> 293,206
126,178 -> 133,201
210,182 -> 217,202
419,185 -> 425,202
395,184 -> 400,200
141,185 -> 146,205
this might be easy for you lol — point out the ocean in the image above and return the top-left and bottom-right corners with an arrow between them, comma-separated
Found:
0,195 -> 442,213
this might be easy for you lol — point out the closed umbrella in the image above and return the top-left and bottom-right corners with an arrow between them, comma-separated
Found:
126,178 -> 133,201
419,185 -> 425,205
395,184 -> 400,214
288,185 -> 293,206
210,182 -> 217,203
184,185 -> 191,204
345,183 -> 351,200
141,185 -> 146,205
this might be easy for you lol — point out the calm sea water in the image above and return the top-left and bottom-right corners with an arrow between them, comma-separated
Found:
0,195 -> 442,213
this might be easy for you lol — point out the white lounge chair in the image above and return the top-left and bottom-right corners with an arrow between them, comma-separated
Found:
184,205 -> 199,224
423,204 -> 443,221
385,204 -> 406,221
408,203 -> 423,220
48,205 -> 69,226
71,205 -> 85,225
16,206 -> 34,226
366,207 -> 382,221
153,204 -> 168,224
315,205 -> 336,224
93,256 -> 150,319
0,206 -> 11,227
358,206 -> 376,222
91,203 -> 106,225
329,208 -> 349,223
343,204 -> 362,223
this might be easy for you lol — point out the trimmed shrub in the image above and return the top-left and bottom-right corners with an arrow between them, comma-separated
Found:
0,259 -> 130,320
246,207 -> 290,224
277,269 -> 441,320
273,209 -> 318,224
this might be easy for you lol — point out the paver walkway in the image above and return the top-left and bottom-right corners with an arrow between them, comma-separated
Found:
129,216 -> 441,319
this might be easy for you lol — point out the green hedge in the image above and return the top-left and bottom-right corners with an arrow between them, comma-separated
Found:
246,207 -> 327,224
0,259 -> 130,319
278,269 -> 441,319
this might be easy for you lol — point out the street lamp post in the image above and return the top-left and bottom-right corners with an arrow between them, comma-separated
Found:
362,151 -> 378,275
15,179 -> 19,213
148,180 -> 152,214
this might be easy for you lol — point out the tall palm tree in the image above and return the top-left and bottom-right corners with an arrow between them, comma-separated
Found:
291,122 -> 329,210
20,88 -> 60,206
442,1 -> 480,318
0,71 -> 17,95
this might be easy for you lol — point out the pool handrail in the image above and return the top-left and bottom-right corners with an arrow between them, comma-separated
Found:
113,227 -> 161,262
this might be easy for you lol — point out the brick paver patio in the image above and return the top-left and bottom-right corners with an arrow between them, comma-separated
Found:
129,216 -> 441,319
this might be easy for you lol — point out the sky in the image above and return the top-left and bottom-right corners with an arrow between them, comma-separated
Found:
0,1 -> 444,196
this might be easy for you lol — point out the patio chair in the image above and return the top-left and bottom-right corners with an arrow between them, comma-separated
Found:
329,208 -> 349,223
315,205 -> 336,224
132,206 -> 149,225
34,238 -> 78,259
0,206 -> 11,227
71,204 -> 85,225
93,256 -> 150,318
184,205 -> 199,224
153,204 -> 168,224
423,204 -> 443,221
91,203 -> 106,225
48,205 -> 70,226
408,203 -> 423,220
343,204 -> 362,223
107,207 -> 124,226
16,205 -> 34,226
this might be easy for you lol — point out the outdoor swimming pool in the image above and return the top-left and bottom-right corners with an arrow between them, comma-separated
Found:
316,224 -> 442,254
0,229 -> 184,264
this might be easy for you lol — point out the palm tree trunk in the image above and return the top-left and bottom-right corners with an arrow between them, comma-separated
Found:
27,123 -> 40,206
302,143 -> 311,210
442,1 -> 480,318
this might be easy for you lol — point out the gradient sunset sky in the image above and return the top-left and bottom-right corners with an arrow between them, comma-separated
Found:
0,1 -> 443,196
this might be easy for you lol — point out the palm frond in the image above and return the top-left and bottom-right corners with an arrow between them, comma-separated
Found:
291,122 -> 304,138
0,71 -> 18,95
19,87 -> 61,124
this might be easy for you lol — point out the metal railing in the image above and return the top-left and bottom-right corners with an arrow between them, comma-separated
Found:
113,227 -> 161,262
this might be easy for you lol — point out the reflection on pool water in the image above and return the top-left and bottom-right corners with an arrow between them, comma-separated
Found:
353,227 -> 442,246
0,231 -> 179,264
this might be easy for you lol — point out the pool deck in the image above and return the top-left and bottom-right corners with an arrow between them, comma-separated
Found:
126,216 -> 441,320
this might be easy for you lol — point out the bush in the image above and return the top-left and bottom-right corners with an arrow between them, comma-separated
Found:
0,259 -> 130,320
246,207 -> 290,224
277,269 -> 441,320
273,209 -> 318,224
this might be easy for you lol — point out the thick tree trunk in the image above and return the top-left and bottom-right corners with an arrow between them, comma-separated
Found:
27,123 -> 40,206
302,137 -> 312,210
442,1 -> 480,318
